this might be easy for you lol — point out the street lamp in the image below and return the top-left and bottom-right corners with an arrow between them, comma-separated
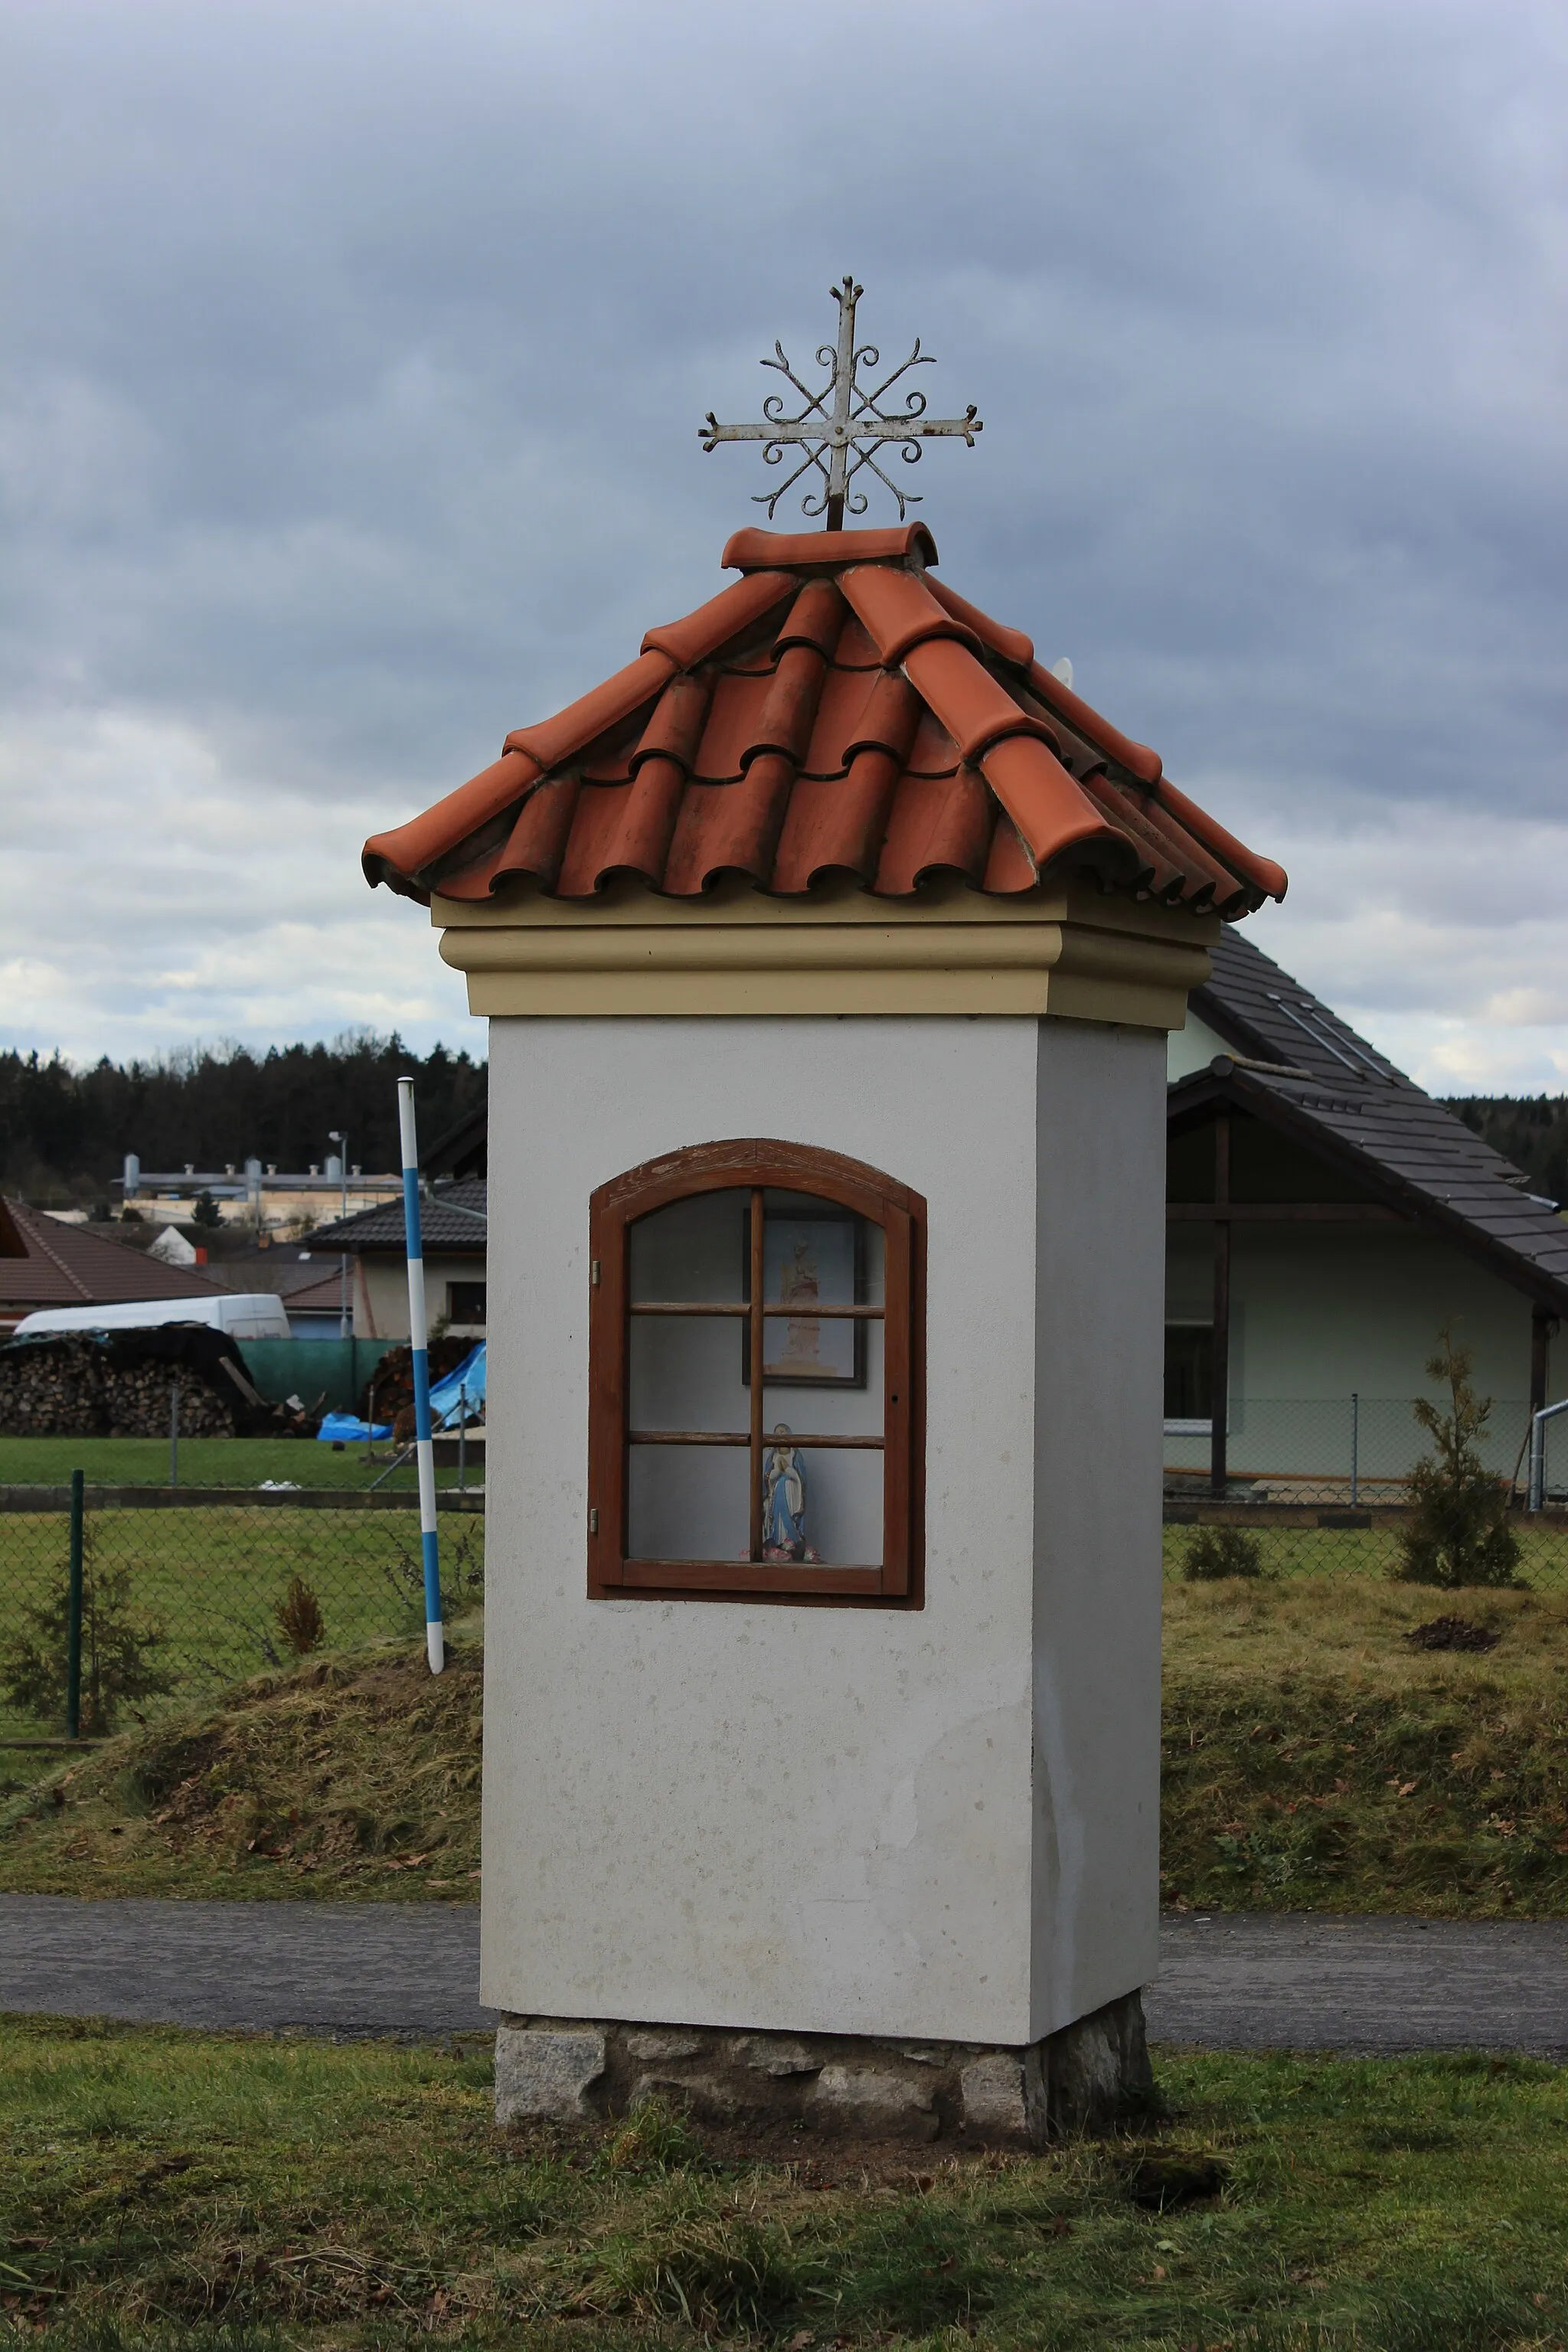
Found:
327,1130 -> 350,1340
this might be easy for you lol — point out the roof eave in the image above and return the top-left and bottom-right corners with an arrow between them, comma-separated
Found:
1168,1067 -> 1568,1320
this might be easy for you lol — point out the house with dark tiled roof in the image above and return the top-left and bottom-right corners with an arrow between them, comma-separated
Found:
1165,927 -> 1567,1490
309,1179 -> 487,1342
0,1195 -> 227,1335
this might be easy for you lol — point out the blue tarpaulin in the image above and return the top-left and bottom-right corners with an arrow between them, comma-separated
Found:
315,1412 -> 393,1443
428,1341 -> 485,1429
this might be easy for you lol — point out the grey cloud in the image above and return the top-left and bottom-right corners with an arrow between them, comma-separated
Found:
1,0 -> 1564,1070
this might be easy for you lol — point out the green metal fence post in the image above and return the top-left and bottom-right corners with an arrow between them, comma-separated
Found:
67,1468 -> 84,1740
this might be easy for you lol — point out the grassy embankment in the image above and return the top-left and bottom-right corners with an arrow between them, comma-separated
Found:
3,2019 -> 1567,2351
2,1572 -> 1567,1914
0,1639 -> 482,1899
1161,1573 -> 1568,1915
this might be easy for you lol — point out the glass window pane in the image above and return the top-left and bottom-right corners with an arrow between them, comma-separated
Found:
761,1315 -> 882,1437
622,1181 -> 889,1573
629,1188 -> 747,1303
760,1430 -> 882,1568
629,1443 -> 749,1563
630,1315 -> 746,1436
1165,1325 -> 1213,1419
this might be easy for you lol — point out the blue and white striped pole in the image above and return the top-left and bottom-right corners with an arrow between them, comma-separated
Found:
398,1076 -> 444,1674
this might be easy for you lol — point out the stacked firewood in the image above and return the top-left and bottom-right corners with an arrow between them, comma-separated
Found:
0,1333 -> 239,1437
358,1338 -> 474,1432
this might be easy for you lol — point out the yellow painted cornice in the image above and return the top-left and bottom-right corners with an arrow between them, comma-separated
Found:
432,877 -> 1218,1029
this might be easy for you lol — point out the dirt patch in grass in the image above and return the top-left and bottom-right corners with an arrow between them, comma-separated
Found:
1162,1575 -> 1568,1915
0,1635 -> 482,1899
1406,1614 -> 1501,1652
3,2020 -> 1567,2350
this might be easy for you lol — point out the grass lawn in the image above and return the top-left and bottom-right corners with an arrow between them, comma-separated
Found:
0,1433 -> 475,1491
2,2021 -> 1566,2351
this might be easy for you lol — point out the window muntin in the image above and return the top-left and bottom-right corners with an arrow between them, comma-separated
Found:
589,1143 -> 923,1605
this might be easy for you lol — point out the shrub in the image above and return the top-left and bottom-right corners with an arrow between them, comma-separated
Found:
1396,1330 -> 1523,1589
274,1576 -> 325,1656
0,1528 -> 174,1734
1183,1525 -> 1264,1581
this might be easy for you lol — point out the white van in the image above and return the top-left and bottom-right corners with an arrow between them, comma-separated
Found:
13,1294 -> 292,1343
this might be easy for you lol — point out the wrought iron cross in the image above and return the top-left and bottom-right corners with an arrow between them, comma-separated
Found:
701,276 -> 982,529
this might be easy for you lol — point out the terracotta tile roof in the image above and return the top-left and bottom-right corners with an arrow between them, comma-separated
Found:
1177,931 -> 1568,1317
0,1198 -> 228,1324
363,525 -> 1285,916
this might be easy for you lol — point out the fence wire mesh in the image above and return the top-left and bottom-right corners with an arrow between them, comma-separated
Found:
1,1484 -> 483,1749
1163,1394 -> 1548,1502
1161,1510 -> 1568,1591
4,1389 -> 1566,1749
1164,1392 -> 1568,1591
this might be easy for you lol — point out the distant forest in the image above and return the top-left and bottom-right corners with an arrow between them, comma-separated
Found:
0,1036 -> 487,1204
2,1035 -> 1563,1210
1446,1096 -> 1568,1207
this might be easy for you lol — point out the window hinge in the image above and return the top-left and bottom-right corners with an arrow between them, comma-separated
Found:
589,1507 -> 599,1534
591,1259 -> 601,1286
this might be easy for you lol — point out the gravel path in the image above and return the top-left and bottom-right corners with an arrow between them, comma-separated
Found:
0,1896 -> 497,2037
1154,1911 -> 1568,2056
2,1896 -> 1565,2053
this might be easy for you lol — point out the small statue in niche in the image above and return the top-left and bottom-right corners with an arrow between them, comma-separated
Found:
761,1424 -> 817,1562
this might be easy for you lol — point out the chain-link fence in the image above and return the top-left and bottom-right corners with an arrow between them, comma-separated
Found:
1163,1393 -> 1568,1590
1162,1504 -> 1568,1591
1163,1394 -> 1553,1503
0,1484 -> 483,1749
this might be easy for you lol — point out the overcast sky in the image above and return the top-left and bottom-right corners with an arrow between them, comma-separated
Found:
2,0 -> 1564,1093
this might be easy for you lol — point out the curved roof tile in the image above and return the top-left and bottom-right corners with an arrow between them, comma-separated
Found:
361,527 -> 1286,914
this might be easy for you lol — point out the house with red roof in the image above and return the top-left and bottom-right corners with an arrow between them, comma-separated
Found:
0,1195 -> 227,1336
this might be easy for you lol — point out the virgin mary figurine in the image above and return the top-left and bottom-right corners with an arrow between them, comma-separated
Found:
761,1425 -> 812,1562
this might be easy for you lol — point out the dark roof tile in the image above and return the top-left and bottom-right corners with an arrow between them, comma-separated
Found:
311,1180 -> 488,1255
1185,931 -> 1568,1312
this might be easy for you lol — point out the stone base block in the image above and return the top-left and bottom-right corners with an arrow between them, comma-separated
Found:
494,1990 -> 1152,2147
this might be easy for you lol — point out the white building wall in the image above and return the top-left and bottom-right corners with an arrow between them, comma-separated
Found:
481,1014 -> 1164,2047
1165,1220 -> 1558,1479
354,1253 -> 488,1341
1032,1021 -> 1165,2037
1165,1008 -> 1231,1083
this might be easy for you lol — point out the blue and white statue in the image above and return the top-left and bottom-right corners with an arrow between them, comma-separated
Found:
761,1424 -> 815,1562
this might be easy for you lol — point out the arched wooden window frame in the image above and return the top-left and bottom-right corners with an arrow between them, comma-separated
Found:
587,1139 -> 926,1606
